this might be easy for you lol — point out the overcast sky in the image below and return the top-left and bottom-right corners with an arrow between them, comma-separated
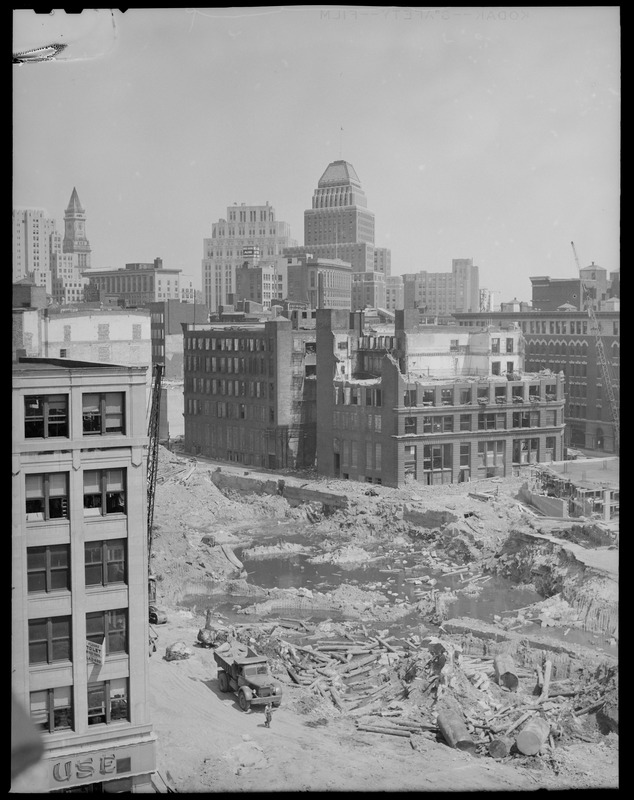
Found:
13,6 -> 620,302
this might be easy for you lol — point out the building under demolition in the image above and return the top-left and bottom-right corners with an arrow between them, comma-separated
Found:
316,309 -> 566,488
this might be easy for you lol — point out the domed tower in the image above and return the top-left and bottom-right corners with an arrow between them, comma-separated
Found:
62,187 -> 91,268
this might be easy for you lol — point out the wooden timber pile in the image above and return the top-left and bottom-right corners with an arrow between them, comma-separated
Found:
272,627 -> 618,761
275,633 -> 408,715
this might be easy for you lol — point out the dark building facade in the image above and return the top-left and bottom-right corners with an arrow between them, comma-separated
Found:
182,317 -> 317,469
149,299 -> 209,378
454,309 -> 620,454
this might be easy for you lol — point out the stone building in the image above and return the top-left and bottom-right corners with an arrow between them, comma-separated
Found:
11,356 -> 156,792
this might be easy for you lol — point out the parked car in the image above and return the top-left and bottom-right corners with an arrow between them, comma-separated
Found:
149,605 -> 168,625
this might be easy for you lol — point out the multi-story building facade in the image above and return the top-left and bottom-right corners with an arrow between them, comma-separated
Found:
13,189 -> 93,303
149,300 -> 209,378
234,248 -> 288,310
83,258 -> 181,306
351,270 -> 386,311
479,288 -> 496,312
373,247 -> 391,277
402,258 -> 480,315
286,254 -> 352,310
284,160 -> 391,277
530,264 -> 618,314
182,318 -> 317,469
315,309 -> 565,488
11,356 -> 156,793
385,276 -> 404,312
12,207 -> 57,290
202,202 -> 296,313
454,308 -> 620,454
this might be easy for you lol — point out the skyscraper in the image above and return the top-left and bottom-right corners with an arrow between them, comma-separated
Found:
285,160 -> 391,276
12,207 -> 57,289
202,202 -> 296,313
305,160 -> 374,249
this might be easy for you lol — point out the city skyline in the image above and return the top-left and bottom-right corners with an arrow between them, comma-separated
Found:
13,7 -> 620,301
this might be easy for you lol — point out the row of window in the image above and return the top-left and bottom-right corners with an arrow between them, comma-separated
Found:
186,398 -> 276,423
400,409 -> 558,434
27,540 -> 126,593
25,470 -> 126,521
337,437 -> 558,482
24,393 -> 125,439
29,609 -> 127,665
185,336 -> 270,352
186,356 -> 271,376
31,678 -> 129,733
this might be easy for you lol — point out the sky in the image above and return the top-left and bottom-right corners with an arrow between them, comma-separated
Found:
13,6 -> 620,302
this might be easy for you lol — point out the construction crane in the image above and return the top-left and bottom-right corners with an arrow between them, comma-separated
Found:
570,242 -> 619,449
146,363 -> 163,605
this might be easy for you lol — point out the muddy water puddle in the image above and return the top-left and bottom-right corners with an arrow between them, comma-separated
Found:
177,520 -> 615,654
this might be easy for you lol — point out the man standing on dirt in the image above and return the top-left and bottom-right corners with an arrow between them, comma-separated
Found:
264,703 -> 273,728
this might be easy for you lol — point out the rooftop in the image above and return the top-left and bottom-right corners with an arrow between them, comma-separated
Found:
536,458 -> 619,491
317,160 -> 363,189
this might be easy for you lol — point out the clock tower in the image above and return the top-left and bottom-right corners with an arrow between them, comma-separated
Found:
63,187 -> 91,268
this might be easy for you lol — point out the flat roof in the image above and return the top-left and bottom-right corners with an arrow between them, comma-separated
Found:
13,357 -> 147,372
537,458 -> 619,490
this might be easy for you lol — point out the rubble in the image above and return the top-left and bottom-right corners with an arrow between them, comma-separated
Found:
149,446 -> 618,784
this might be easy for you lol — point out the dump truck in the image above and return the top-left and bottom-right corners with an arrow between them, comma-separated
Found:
213,641 -> 283,712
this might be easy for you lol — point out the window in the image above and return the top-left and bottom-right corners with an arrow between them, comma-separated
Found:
422,444 -> 453,484
404,444 -> 417,477
495,386 -> 507,404
422,389 -> 434,406
460,414 -> 472,431
441,388 -> 453,406
25,473 -> 69,521
492,362 -> 501,376
87,678 -> 129,725
459,388 -> 471,405
85,540 -> 127,586
24,395 -> 68,438
492,338 -> 500,354
86,609 -> 128,656
404,417 -> 417,434
513,438 -> 539,464
460,443 -> 470,467
83,469 -> 126,516
477,440 -> 505,478
82,393 -> 125,435
27,545 -> 70,593
30,687 -> 73,734
404,389 -> 417,406
512,411 -> 539,428
506,338 -> 514,354
29,616 -> 72,664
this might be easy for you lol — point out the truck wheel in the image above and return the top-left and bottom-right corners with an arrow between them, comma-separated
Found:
238,691 -> 251,712
218,671 -> 229,693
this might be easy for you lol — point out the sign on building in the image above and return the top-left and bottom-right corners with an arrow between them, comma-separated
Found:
86,637 -> 105,666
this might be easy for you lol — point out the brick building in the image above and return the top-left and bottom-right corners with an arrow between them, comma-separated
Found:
454,309 -> 620,454
182,317 -> 317,469
316,309 -> 565,488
